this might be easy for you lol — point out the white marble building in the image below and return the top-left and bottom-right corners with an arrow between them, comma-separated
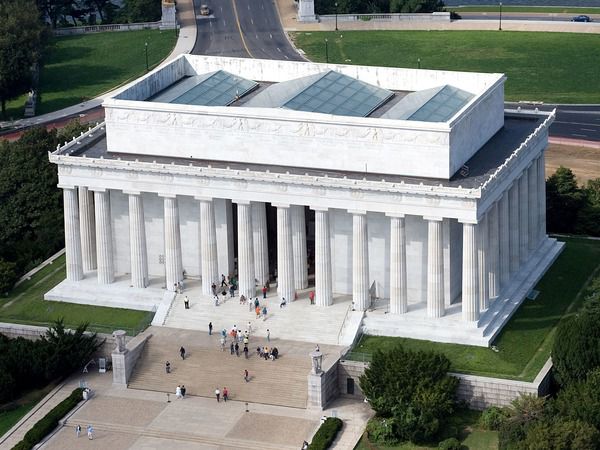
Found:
46,55 -> 563,346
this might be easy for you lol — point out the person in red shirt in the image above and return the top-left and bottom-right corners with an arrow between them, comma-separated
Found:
309,291 -> 315,305
223,387 -> 229,402
262,285 -> 268,299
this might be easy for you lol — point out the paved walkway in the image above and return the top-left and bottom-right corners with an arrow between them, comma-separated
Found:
0,369 -> 371,450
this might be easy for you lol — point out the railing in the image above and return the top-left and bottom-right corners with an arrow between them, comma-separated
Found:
336,303 -> 353,345
318,12 -> 451,23
342,351 -> 372,363
53,21 -> 163,36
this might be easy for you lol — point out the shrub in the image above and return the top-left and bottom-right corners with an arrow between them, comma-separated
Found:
498,394 -> 548,450
366,417 -> 399,445
480,406 -> 510,431
309,417 -> 343,450
554,368 -> 600,430
359,345 -> 458,443
438,437 -> 462,450
523,419 -> 600,450
14,387 -> 83,449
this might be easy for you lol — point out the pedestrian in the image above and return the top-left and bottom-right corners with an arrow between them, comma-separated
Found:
215,387 -> 220,402
176,385 -> 182,399
243,336 -> 249,346
221,328 -> 227,339
223,386 -> 229,402
214,295 -> 219,306
165,361 -> 171,373
280,297 -> 286,308
262,305 -> 267,320
180,346 -> 186,360
238,332 -> 243,344
262,285 -> 267,299
264,346 -> 270,360
87,425 -> 94,440
233,324 -> 238,334
235,342 -> 240,357
249,299 -> 254,312
181,384 -> 186,398
230,342 -> 235,355
247,321 -> 252,334
209,321 -> 213,335
267,329 -> 270,342
244,369 -> 249,382
221,274 -> 227,287
243,344 -> 249,359
230,284 -> 235,297
211,282 -> 217,296
240,294 -> 246,305
220,336 -> 226,351
309,291 -> 315,305
184,295 -> 190,309
254,298 -> 259,308
76,424 -> 81,438
315,344 -> 320,352
255,305 -> 261,319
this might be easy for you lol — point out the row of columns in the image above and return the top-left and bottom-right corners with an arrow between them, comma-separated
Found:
61,153 -> 546,317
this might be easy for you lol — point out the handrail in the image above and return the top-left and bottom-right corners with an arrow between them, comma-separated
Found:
336,303 -> 352,345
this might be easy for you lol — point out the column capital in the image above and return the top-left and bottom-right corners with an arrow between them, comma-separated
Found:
123,190 -> 141,196
89,187 -> 108,193
194,196 -> 213,202
57,184 -> 77,190
348,209 -> 367,215
232,199 -> 252,205
459,219 -> 478,225
272,203 -> 291,209
424,216 -> 444,222
158,193 -> 177,199
310,206 -> 329,212
385,212 -> 405,218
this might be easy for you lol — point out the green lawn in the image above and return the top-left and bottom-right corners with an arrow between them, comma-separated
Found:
355,409 -> 498,449
4,29 -> 176,120
348,237 -> 600,381
0,382 -> 58,438
292,31 -> 600,103
449,6 -> 600,14
0,254 -> 154,335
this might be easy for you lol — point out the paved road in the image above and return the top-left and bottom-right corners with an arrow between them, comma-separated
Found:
192,0 -> 302,60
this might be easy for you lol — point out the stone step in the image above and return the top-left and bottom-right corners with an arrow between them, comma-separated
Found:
63,418 -> 296,450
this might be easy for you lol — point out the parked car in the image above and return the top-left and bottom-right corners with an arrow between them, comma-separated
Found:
200,4 -> 210,15
572,15 -> 591,22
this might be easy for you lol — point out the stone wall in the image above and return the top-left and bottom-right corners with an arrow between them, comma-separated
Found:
337,358 -> 554,410
112,333 -> 151,385
308,357 -> 341,409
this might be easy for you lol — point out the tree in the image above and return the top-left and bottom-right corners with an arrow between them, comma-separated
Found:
0,0 -> 45,118
0,258 -> 17,294
576,178 -> 600,237
390,0 -> 444,13
498,394 -> 548,450
523,419 -> 599,450
554,368 -> 600,430
360,345 -> 458,443
545,167 -> 585,234
123,0 -> 161,23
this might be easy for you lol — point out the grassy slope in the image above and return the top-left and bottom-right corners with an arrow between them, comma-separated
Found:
4,29 -> 176,119
0,254 -> 153,335
292,31 -> 600,103
0,383 -> 57,438
351,237 -> 600,380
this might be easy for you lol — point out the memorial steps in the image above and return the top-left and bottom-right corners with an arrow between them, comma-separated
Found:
127,327 -> 341,409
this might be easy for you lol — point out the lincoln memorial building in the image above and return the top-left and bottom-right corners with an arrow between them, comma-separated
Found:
46,55 -> 563,346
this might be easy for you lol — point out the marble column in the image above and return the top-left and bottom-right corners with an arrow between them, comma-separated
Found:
352,211 -> 370,311
426,217 -> 445,318
528,161 -> 538,250
163,195 -> 182,292
62,187 -> 83,281
488,203 -> 500,301
251,202 -> 269,287
461,221 -> 479,322
291,205 -> 308,290
78,186 -> 96,272
538,154 -> 547,239
389,214 -> 408,314
314,208 -> 333,306
276,205 -> 295,302
236,201 -> 255,299
93,189 -> 114,284
519,172 -> 529,264
498,191 -> 510,289
477,214 -> 489,311
199,198 -> 219,296
128,192 -> 148,288
509,182 -> 520,274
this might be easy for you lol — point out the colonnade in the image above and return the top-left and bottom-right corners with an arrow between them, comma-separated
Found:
59,153 -> 546,321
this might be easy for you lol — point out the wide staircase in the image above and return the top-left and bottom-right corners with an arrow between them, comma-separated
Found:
128,327 -> 340,409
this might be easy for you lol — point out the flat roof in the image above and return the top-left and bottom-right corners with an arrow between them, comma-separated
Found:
60,113 -> 543,190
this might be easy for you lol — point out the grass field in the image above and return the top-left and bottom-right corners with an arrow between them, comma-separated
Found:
449,6 -> 600,14
349,236 -> 600,381
4,29 -> 176,120
292,31 -> 600,104
0,254 -> 154,335
0,383 -> 57,438
355,409 -> 498,450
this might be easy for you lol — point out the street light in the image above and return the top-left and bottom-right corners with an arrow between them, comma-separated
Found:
499,2 -> 502,31
335,2 -> 338,31
325,38 -> 329,63
417,58 -> 421,69
145,42 -> 149,72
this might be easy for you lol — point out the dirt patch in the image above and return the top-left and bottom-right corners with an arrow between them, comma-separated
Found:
546,144 -> 600,183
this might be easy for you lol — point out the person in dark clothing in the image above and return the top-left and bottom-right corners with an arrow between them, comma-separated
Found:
179,346 -> 186,360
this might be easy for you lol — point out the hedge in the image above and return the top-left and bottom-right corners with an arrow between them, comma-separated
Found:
11,388 -> 83,450
310,417 -> 343,450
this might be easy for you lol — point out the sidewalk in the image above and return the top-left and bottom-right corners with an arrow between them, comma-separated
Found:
4,0 -> 197,131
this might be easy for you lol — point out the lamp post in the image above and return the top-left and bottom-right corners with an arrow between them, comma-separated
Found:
499,2 -> 502,31
335,2 -> 338,31
325,38 -> 329,63
145,42 -> 149,72
417,58 -> 421,69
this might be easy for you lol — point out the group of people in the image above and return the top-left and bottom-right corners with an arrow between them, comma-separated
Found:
75,424 -> 94,440
257,345 -> 279,361
175,384 -> 187,399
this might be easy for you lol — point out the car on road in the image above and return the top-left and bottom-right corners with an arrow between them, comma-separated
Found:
571,15 -> 591,22
200,4 -> 210,16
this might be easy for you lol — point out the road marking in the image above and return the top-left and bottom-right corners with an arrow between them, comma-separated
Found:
230,0 -> 254,58
223,20 -> 227,26
284,55 -> 289,60
270,33 -> 273,39
554,120 -> 600,127
277,47 -> 281,52
255,34 -> 258,39
573,133 -> 588,138
581,128 -> 596,132
247,4 -> 250,9
251,18 -> 254,24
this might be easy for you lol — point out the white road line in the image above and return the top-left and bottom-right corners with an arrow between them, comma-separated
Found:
581,128 -> 597,132
247,4 -> 250,9
277,47 -> 281,52
223,20 -> 227,26
284,55 -> 289,60
573,133 -> 588,138
554,121 -> 600,127
251,18 -> 254,24
269,33 -> 273,39
255,34 -> 259,39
